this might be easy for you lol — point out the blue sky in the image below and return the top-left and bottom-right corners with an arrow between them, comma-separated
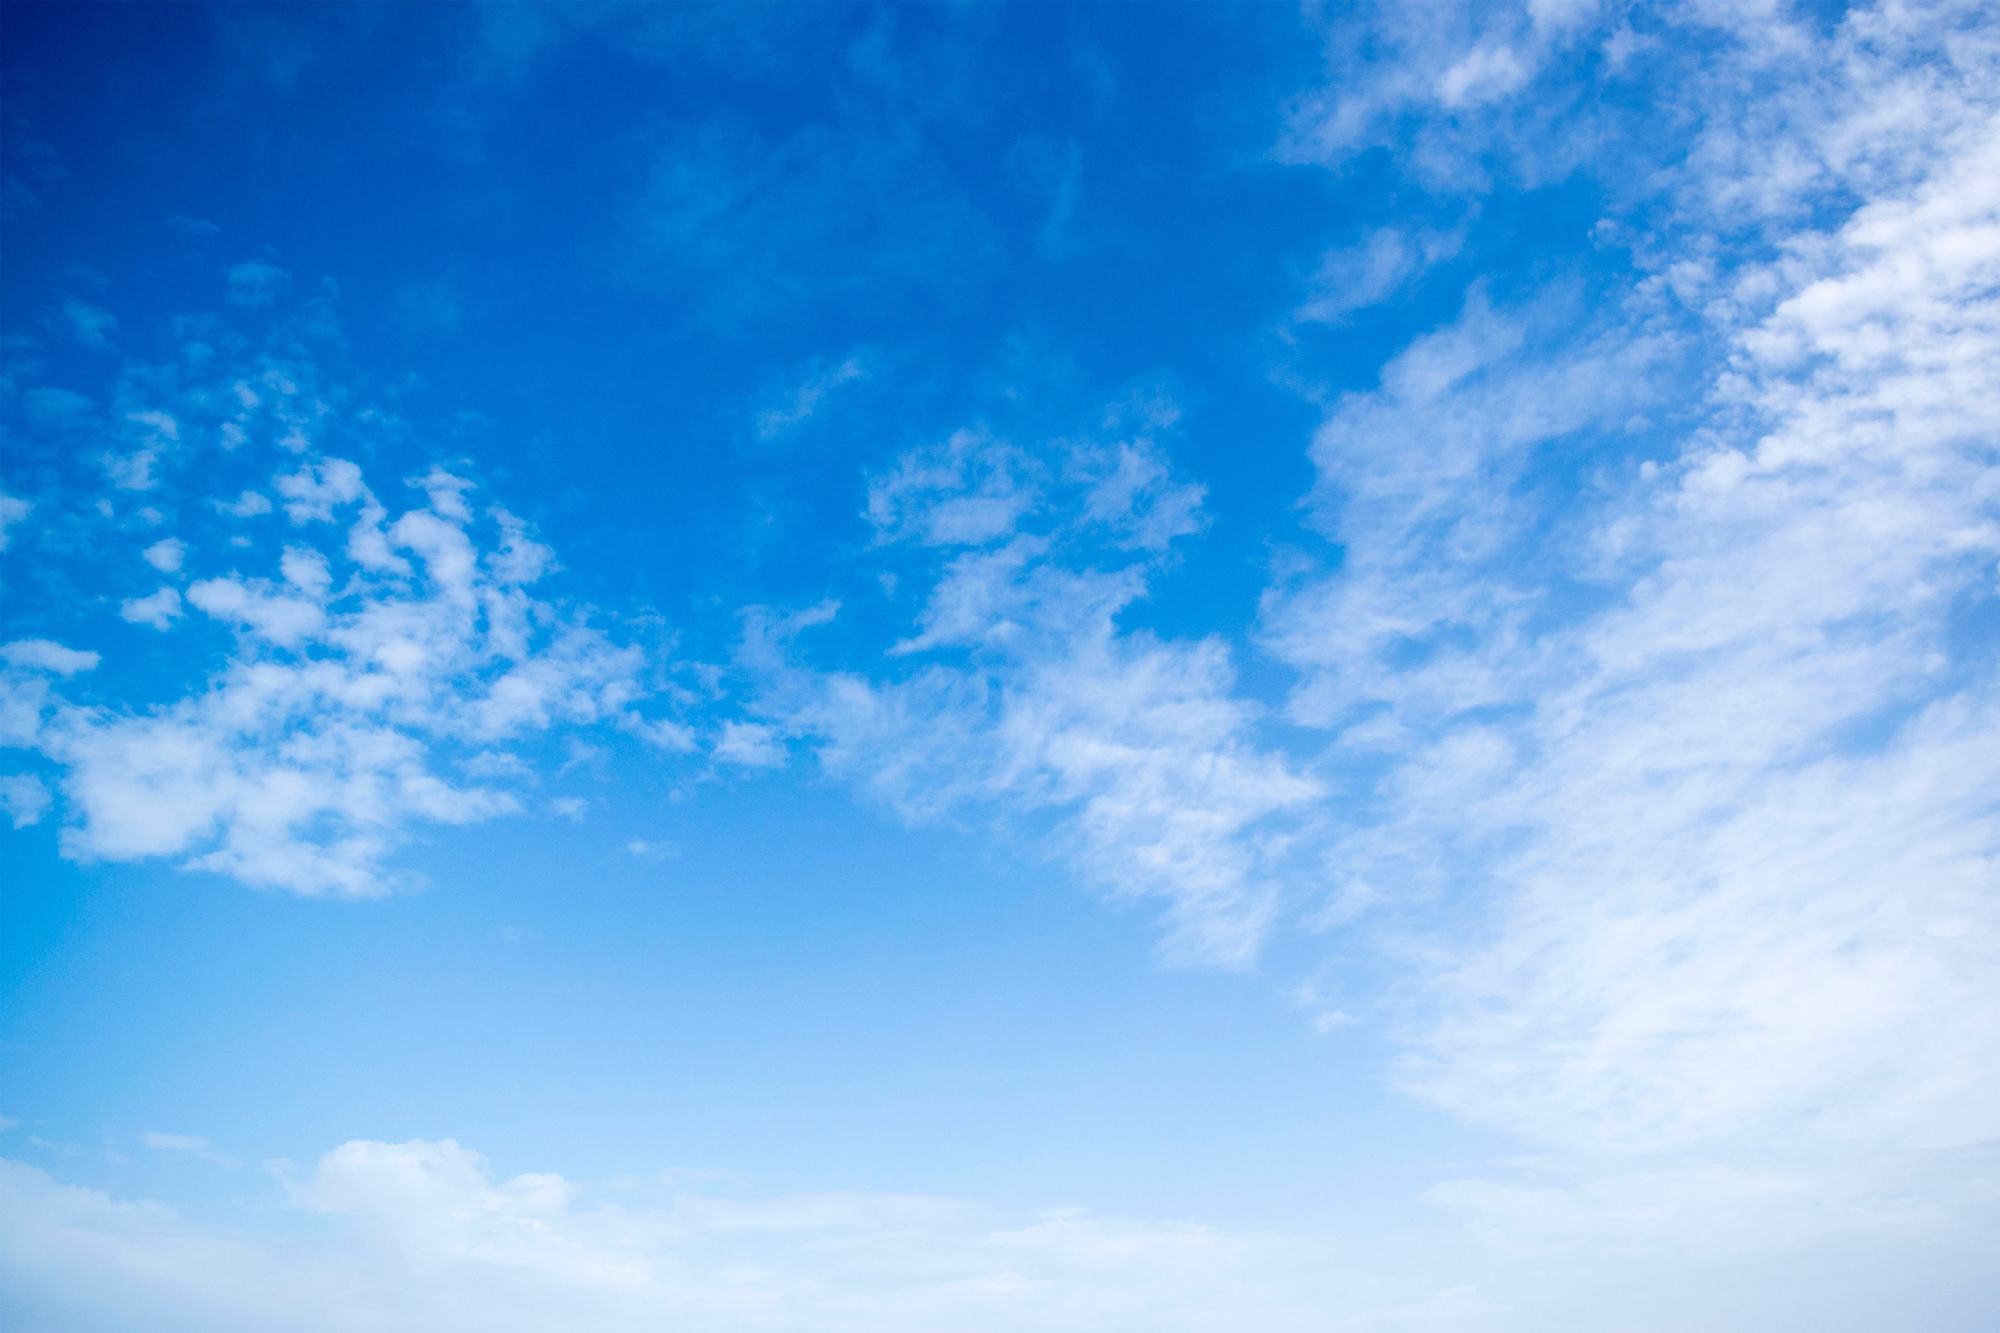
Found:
2,3 -> 1997,1329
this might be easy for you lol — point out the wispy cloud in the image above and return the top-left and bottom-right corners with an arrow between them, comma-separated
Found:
59,298 -> 118,349
755,402 -> 1312,966
628,119 -> 992,326
224,259 -> 290,308
1268,0 -> 2000,1242
139,1131 -> 238,1169
0,1137 -> 1361,1333
753,354 -> 868,442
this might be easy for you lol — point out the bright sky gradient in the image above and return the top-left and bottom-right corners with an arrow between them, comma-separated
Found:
2,2 -> 1997,1329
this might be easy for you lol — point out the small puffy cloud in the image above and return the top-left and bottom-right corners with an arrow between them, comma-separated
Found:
409,466 -> 474,523
105,451 -> 157,492
711,721 -> 785,769
225,260 -> 290,307
0,774 -> 51,828
624,837 -> 678,859
632,717 -> 696,752
2,640 -> 100,676
276,457 -> 366,523
280,546 -> 333,595
143,538 -> 187,574
120,587 -> 184,630
1434,42 -> 1531,108
186,576 -> 325,646
215,490 -> 273,518
126,409 -> 181,446
488,510 -> 552,585
105,410 -> 181,492
60,298 -> 117,348
0,493 -> 29,551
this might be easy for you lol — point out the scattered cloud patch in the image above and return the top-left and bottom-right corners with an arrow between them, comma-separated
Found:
760,402 -> 1313,966
753,353 -> 867,441
0,493 -> 29,550
0,1137 -> 1360,1333
0,773 -> 51,828
225,260 -> 291,307
139,1131 -> 238,1169
0,297 -> 694,898
710,720 -> 784,769
60,298 -> 118,349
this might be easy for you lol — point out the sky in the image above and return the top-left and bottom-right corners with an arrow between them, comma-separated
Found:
0,1 -> 1996,1329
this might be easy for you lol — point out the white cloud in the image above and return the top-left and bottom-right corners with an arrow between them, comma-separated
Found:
61,297 -> 118,349
710,720 -> 784,769
143,537 -> 187,574
0,1137 -> 1364,1333
1,300 -> 691,899
1296,226 -> 1463,324
754,353 -> 867,441
2,640 -> 101,676
1277,3 -> 1593,184
26,465 -> 671,895
0,492 -> 29,551
764,408 -> 1314,966
225,259 -> 290,307
1434,43 -> 1530,109
866,429 -> 1040,548
215,490 -> 273,518
1266,0 -> 2000,1247
186,575 -> 326,646
277,457 -> 366,523
279,545 -> 333,595
108,410 -> 182,492
1068,435 -> 1205,552
0,773 -> 50,827
1266,284 -> 1664,730
120,587 -> 184,630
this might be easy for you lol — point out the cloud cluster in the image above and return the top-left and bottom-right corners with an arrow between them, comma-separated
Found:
1,284 -> 682,896
754,409 -> 1316,966
21,471 -> 656,895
